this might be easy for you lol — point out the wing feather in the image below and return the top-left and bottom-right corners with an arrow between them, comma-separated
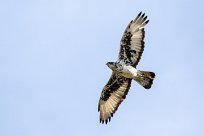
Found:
118,12 -> 149,67
98,73 -> 132,124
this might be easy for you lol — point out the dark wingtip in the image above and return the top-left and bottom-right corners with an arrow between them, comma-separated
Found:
138,11 -> 142,16
144,16 -> 147,20
100,118 -> 111,124
105,119 -> 108,124
100,118 -> 105,124
145,20 -> 149,24
109,117 -> 111,122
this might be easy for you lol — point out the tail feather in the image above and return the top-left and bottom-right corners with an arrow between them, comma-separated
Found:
134,70 -> 155,89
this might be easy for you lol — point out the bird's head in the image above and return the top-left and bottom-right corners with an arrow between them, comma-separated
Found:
106,62 -> 117,70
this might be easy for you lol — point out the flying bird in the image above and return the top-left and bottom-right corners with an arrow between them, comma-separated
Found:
98,12 -> 155,124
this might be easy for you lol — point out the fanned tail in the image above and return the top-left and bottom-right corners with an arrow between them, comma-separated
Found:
134,70 -> 155,89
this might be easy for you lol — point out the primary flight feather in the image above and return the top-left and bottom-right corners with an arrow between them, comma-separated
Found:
98,12 -> 155,124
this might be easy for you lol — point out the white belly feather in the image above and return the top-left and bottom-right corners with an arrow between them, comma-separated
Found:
119,65 -> 138,78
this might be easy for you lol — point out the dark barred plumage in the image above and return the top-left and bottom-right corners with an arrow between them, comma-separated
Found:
98,12 -> 155,124
119,12 -> 148,67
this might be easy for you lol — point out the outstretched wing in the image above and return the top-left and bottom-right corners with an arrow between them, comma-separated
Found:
118,12 -> 149,67
98,73 -> 132,124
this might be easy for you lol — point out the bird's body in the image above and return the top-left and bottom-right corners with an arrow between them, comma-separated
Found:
98,12 -> 155,124
107,62 -> 138,78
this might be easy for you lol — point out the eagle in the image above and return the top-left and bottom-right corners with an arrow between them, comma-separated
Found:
98,12 -> 155,124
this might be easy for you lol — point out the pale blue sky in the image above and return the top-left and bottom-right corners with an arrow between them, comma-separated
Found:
0,0 -> 204,136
